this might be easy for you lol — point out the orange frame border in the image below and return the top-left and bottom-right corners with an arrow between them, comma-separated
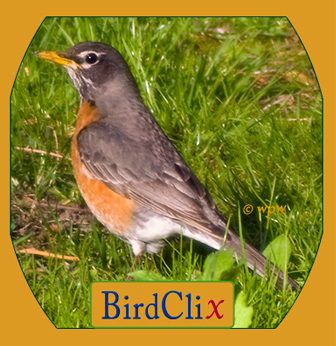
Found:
3,2 -> 335,345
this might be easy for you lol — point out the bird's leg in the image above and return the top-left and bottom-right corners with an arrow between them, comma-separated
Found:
125,241 -> 145,280
125,255 -> 143,281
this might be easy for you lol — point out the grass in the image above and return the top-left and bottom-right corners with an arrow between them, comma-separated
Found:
10,17 -> 322,328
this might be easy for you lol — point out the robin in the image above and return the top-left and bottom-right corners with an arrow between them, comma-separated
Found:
38,42 -> 297,290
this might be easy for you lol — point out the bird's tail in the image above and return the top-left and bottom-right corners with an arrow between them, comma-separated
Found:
184,225 -> 298,290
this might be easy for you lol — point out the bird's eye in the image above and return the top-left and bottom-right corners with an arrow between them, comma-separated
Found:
85,53 -> 98,64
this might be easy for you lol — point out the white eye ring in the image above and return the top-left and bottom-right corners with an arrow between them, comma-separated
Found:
78,51 -> 102,68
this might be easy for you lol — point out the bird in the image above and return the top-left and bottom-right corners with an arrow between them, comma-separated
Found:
38,41 -> 298,290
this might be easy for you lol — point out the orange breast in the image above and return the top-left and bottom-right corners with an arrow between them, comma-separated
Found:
71,102 -> 135,235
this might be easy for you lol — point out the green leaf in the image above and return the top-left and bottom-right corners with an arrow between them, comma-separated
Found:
233,291 -> 253,328
128,270 -> 167,281
263,234 -> 291,271
202,249 -> 235,281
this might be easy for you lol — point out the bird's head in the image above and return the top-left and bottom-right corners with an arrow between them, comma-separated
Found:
38,41 -> 141,103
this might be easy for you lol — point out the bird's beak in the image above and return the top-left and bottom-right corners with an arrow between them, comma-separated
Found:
37,51 -> 80,69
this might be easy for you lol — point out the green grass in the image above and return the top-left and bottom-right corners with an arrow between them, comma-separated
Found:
10,17 -> 322,328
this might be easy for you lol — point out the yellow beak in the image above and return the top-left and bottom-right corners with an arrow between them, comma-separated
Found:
37,51 -> 80,69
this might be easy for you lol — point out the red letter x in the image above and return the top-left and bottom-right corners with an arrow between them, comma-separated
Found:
206,299 -> 224,319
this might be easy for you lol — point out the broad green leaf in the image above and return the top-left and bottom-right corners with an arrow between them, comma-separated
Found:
202,249 -> 235,281
263,234 -> 291,271
128,270 -> 167,281
233,291 -> 253,328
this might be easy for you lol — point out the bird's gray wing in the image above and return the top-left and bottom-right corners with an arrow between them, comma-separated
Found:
76,117 -> 226,236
